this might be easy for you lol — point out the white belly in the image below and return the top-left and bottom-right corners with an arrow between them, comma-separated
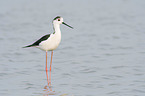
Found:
39,33 -> 61,51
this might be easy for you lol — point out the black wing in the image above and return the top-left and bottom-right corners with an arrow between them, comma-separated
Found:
23,34 -> 50,48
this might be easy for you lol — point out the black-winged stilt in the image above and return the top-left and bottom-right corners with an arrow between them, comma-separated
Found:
23,16 -> 73,86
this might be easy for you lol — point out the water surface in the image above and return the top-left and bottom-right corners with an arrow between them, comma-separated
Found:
0,0 -> 145,96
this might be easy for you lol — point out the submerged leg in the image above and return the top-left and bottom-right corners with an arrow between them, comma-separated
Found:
49,51 -> 53,86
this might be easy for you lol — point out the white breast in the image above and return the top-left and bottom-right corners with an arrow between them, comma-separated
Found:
39,33 -> 61,51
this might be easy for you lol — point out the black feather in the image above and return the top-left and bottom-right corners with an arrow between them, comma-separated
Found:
23,34 -> 50,48
53,16 -> 61,20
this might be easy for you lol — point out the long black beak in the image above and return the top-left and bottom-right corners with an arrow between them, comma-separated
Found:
62,22 -> 73,29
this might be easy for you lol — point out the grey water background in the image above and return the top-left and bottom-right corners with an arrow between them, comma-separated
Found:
0,0 -> 145,96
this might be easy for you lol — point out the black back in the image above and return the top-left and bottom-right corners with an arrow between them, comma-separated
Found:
23,34 -> 50,48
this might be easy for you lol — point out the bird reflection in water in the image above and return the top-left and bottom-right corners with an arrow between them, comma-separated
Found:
43,84 -> 73,96
43,85 -> 56,96
43,85 -> 71,96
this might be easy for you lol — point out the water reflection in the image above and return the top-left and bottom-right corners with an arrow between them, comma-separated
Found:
43,85 -> 72,96
43,82 -> 73,96
43,85 -> 56,96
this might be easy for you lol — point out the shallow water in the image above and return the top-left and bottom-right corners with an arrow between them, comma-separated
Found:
0,0 -> 145,96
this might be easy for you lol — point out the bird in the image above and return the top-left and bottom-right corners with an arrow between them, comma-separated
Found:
23,16 -> 73,86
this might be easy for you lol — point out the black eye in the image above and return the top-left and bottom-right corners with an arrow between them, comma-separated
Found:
58,18 -> 60,21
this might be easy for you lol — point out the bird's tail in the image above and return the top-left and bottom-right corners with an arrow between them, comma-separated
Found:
22,45 -> 34,48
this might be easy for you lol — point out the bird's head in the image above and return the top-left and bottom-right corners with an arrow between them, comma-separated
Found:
53,16 -> 73,29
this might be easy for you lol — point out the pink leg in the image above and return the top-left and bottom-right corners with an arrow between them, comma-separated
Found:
49,51 -> 53,86
45,51 -> 49,86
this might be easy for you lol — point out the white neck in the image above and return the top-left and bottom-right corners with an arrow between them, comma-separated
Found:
53,23 -> 61,34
